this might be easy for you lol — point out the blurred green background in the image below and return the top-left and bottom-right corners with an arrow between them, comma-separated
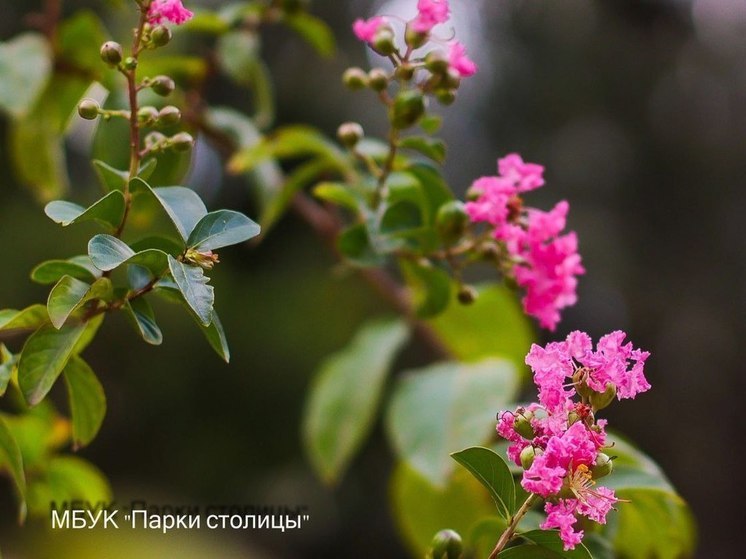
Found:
1,0 -> 743,557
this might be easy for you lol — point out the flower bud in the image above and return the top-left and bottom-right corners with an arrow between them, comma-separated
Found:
145,131 -> 167,150
137,106 -> 159,125
436,200 -> 469,243
337,122 -> 364,148
405,23 -> 428,49
443,68 -> 462,90
185,248 -> 220,270
390,90 -> 425,129
151,75 -> 175,97
123,56 -> 138,71
590,383 -> 617,412
170,132 -> 194,152
100,41 -> 123,66
520,445 -> 537,470
342,67 -> 369,90
457,285 -> 477,305
514,412 -> 535,440
435,90 -> 456,106
425,51 -> 449,74
372,28 -> 396,56
430,529 -> 463,559
395,63 -> 416,82
591,453 -> 613,479
157,105 -> 182,126
368,68 -> 389,92
151,25 -> 173,47
77,98 -> 101,120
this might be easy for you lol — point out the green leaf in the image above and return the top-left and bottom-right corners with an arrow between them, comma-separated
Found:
420,114 -> 443,135
386,358 -> 520,486
391,462 -> 496,557
451,446 -> 516,519
47,276 -> 92,329
44,191 -> 125,230
123,297 -> 163,346
187,210 -> 261,251
380,200 -> 423,235
0,417 -> 27,523
31,257 -> 98,285
63,356 -> 106,449
136,55 -> 208,84
313,181 -> 360,211
182,10 -> 231,34
45,456 -> 112,506
0,305 -> 50,334
18,322 -> 88,406
407,163 -> 454,223
338,223 -> 383,267
92,160 -> 128,192
303,318 -> 409,484
0,33 -> 52,118
284,13 -> 336,58
88,234 -> 169,275
399,259 -> 452,318
428,284 -> 534,370
0,345 -> 14,397
400,136 -> 447,164
168,255 -> 214,326
56,11 -> 108,78
498,530 -> 592,559
130,178 -> 207,243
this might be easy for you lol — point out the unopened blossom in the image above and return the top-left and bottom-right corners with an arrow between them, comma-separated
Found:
448,42 -> 478,77
411,0 -> 450,33
147,0 -> 193,26
352,16 -> 388,44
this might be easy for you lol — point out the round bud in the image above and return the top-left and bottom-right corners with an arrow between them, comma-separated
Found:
436,200 -> 469,243
590,383 -> 617,412
443,68 -> 462,90
389,90 -> 425,129
157,105 -> 182,127
372,28 -> 396,56
170,132 -> 194,152
395,63 -> 416,82
591,453 -> 614,479
404,23 -> 428,49
151,25 -> 173,47
513,412 -> 535,440
77,98 -> 100,120
425,51 -> 449,74
151,75 -> 175,97
342,67 -> 369,90
368,68 -> 389,92
457,285 -> 478,305
430,529 -> 463,559
145,131 -> 167,149
337,122 -> 364,148
100,41 -> 123,66
137,106 -> 159,124
123,56 -> 138,71
520,445 -> 537,470
435,90 -> 456,106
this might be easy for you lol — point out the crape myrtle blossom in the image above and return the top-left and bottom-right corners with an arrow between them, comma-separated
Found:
412,0 -> 451,33
465,154 -> 584,330
495,332 -> 651,550
352,16 -> 389,45
146,0 -> 193,26
448,41 -> 478,77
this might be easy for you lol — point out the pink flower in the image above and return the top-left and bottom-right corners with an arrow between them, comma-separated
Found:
352,16 -> 388,44
411,0 -> 450,33
542,500 -> 584,551
448,42 -> 478,77
147,0 -> 193,25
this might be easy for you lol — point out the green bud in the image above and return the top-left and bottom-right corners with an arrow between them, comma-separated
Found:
100,41 -> 123,66
390,90 -> 425,129
443,68 -> 462,90
457,285 -> 478,305
342,67 -> 369,90
436,200 -> 469,243
514,412 -> 535,440
368,68 -> 389,92
430,529 -> 463,559
77,98 -> 100,120
425,51 -> 449,74
184,248 -> 220,270
145,131 -> 167,150
395,63 -> 416,82
591,453 -> 613,479
372,29 -> 396,56
520,445 -> 537,470
337,122 -> 364,148
435,90 -> 456,106
151,25 -> 173,47
123,56 -> 138,71
404,23 -> 428,49
465,185 -> 482,201
170,132 -> 194,152
151,75 -> 175,97
137,106 -> 159,125
157,105 -> 182,127
590,383 -> 617,412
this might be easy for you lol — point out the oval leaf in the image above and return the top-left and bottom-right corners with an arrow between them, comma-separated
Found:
31,258 -> 98,285
0,416 -> 27,523
88,234 -> 169,275
123,297 -> 163,346
451,446 -> 516,519
187,210 -> 261,251
498,530 -> 592,559
303,318 -> 409,485
63,356 -> 106,449
44,190 -> 125,230
167,255 -> 214,326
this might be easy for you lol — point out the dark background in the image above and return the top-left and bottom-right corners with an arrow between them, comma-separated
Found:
1,0 -> 743,557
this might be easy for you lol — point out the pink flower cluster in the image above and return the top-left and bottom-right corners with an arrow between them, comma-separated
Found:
412,0 -> 450,33
147,0 -> 193,26
496,331 -> 651,550
465,154 -> 584,330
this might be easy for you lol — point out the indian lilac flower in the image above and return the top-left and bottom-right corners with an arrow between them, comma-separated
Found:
352,16 -> 388,44
448,42 -> 478,77
411,0 -> 450,33
147,0 -> 193,25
